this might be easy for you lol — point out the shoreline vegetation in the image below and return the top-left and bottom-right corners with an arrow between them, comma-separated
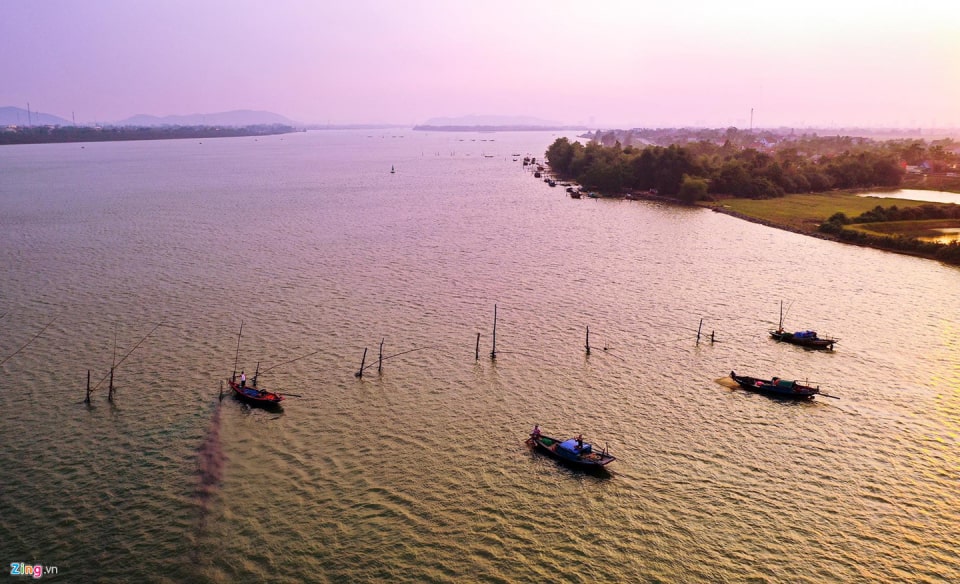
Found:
0,124 -> 300,145
544,130 -> 960,266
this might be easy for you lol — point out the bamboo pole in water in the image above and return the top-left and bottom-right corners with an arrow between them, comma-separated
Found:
585,326 -> 591,355
490,304 -> 497,360
355,348 -> 367,378
109,327 -> 116,402
232,320 -> 243,382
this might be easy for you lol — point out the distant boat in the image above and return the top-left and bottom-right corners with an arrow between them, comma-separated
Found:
391,165 -> 395,174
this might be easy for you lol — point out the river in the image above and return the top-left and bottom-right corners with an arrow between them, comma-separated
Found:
1,130 -> 958,583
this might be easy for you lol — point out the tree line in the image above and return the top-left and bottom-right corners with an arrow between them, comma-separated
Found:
545,136 -> 909,201
819,204 -> 960,264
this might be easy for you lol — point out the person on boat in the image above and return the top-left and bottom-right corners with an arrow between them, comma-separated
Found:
530,424 -> 542,441
240,371 -> 246,388
576,434 -> 583,450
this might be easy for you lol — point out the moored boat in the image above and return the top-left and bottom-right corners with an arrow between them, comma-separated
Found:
228,321 -> 286,408
526,429 -> 615,469
769,300 -> 837,350
228,377 -> 284,408
729,371 -> 820,399
769,328 -> 837,350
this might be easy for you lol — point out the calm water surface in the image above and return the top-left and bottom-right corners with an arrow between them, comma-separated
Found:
1,131 -> 959,583
860,189 -> 960,243
860,188 -> 960,205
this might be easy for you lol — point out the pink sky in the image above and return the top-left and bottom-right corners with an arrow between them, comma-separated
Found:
2,0 -> 957,128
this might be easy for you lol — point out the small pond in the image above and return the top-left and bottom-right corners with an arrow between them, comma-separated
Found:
859,188 -> 960,205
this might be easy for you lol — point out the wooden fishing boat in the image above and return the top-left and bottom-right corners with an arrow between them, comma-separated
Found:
769,328 -> 837,350
769,301 -> 837,350
228,378 -> 284,407
228,321 -> 286,408
526,431 -> 616,469
729,371 -> 820,400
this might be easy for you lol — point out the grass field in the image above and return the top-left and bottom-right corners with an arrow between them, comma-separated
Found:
705,192 -> 939,233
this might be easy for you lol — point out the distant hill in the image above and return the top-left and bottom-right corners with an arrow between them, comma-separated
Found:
0,106 -> 71,126
116,109 -> 298,127
1,106 -> 298,127
421,114 -> 564,127
415,114 -> 587,132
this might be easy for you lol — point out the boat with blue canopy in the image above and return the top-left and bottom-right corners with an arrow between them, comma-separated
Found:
526,428 -> 616,469
769,301 -> 837,350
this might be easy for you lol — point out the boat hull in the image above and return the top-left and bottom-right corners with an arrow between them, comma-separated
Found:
228,380 -> 284,408
769,331 -> 836,350
729,372 -> 819,400
527,434 -> 616,469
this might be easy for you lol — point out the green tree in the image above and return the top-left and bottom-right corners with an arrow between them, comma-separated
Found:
677,175 -> 709,204
545,138 -> 576,175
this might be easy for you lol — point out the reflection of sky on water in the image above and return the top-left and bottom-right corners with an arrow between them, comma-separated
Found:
860,189 -> 960,204
919,227 -> 960,244
860,189 -> 960,243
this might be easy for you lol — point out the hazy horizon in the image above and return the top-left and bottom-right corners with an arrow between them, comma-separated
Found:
2,0 -> 958,129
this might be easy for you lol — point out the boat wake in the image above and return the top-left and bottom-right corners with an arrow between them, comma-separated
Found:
192,400 -> 226,559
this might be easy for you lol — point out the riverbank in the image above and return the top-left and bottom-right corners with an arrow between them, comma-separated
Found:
701,190 -> 960,265
701,190 -> 934,233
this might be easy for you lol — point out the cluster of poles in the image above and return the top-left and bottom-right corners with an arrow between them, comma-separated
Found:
353,304 -> 718,377
84,322 -> 163,404
1,306 -> 720,404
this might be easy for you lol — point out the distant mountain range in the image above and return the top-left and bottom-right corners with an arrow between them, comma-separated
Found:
118,110 -> 297,127
0,106 -> 298,127
420,114 -> 564,127
414,114 -> 587,132
0,106 -> 71,126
